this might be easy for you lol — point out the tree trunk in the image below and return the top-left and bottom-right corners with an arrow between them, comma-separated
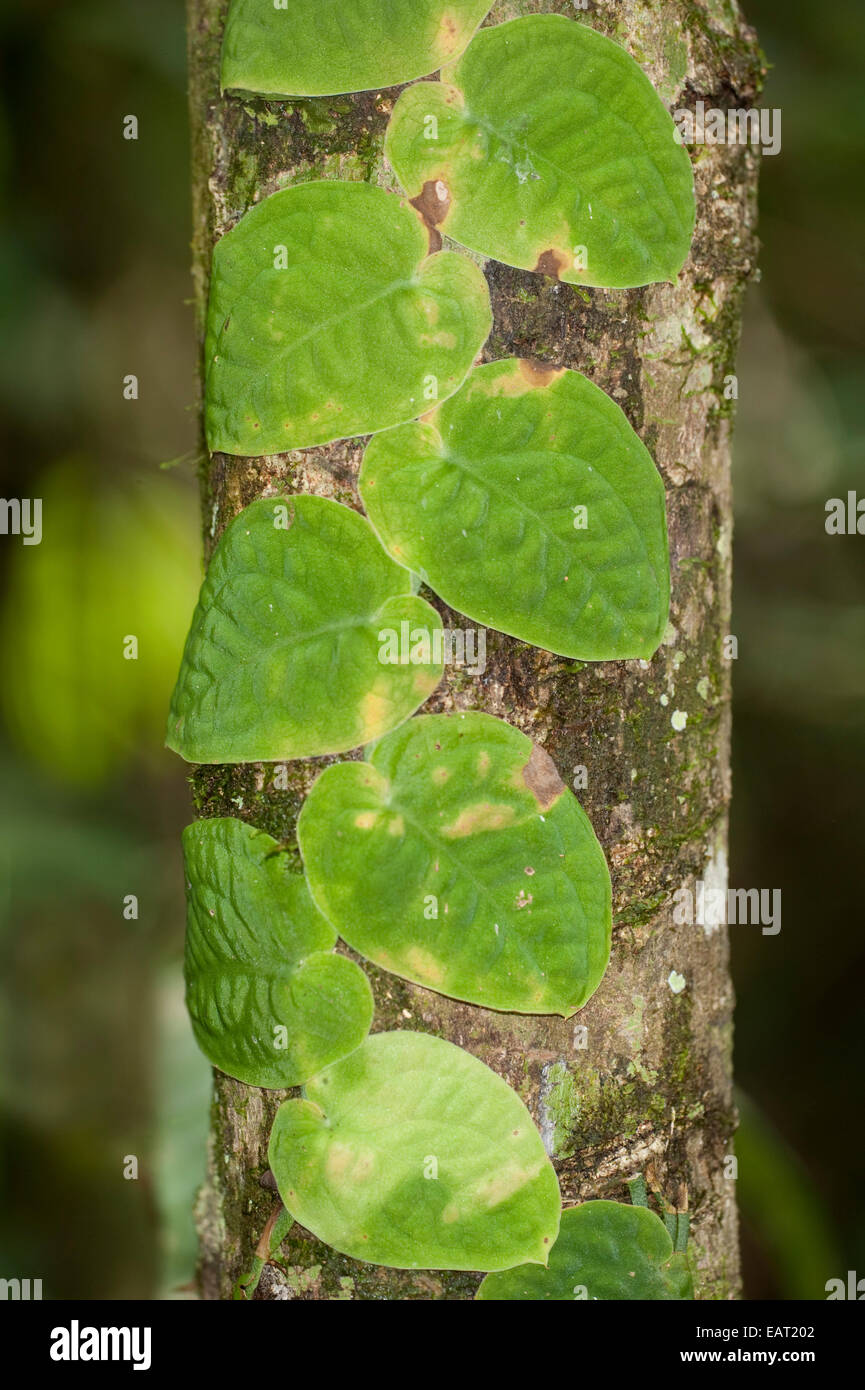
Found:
186,0 -> 762,1300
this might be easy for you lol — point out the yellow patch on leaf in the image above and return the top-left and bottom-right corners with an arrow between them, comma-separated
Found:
441,802 -> 517,838
359,682 -> 395,740
404,947 -> 445,986
475,1160 -> 543,1209
436,12 -> 462,58
326,1143 -> 375,1186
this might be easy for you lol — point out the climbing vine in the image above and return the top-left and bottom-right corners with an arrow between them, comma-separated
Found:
171,4 -> 700,1298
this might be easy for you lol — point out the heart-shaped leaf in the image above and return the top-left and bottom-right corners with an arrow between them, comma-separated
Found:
476,1201 -> 694,1299
361,359 -> 669,660
221,0 -> 494,98
297,712 -> 611,1014
386,15 -> 695,288
183,818 -> 373,1088
205,181 -> 491,456
269,1031 -> 561,1270
167,496 -> 444,763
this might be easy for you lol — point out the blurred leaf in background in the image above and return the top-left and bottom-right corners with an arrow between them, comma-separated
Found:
1,457 -> 199,786
0,0 -> 207,1299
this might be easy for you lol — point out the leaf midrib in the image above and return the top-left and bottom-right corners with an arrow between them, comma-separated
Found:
447,87 -> 689,269
411,444 -> 665,618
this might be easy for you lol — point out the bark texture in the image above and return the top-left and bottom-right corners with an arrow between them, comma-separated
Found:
186,0 -> 762,1300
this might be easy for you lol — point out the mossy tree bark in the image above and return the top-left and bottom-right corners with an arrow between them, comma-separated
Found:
186,0 -> 762,1300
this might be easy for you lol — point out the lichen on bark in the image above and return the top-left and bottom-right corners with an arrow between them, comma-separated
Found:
186,0 -> 763,1299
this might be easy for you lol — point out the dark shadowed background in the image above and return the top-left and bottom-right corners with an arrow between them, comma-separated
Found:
0,0 -> 861,1298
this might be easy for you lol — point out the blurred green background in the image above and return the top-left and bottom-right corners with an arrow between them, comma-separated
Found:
0,0 -> 861,1299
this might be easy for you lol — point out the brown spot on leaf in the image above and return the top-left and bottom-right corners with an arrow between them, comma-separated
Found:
471,360 -> 563,399
521,744 -> 564,811
410,179 -> 452,253
534,248 -> 571,279
437,13 -> 461,57
518,358 -> 566,390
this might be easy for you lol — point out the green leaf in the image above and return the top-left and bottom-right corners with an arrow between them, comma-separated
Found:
385,15 -> 695,288
269,1031 -> 561,1270
361,359 -> 669,660
221,0 -> 494,98
183,818 -> 373,1088
298,712 -> 611,1014
476,1201 -> 695,1300
167,496 -> 444,763
205,181 -> 491,456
